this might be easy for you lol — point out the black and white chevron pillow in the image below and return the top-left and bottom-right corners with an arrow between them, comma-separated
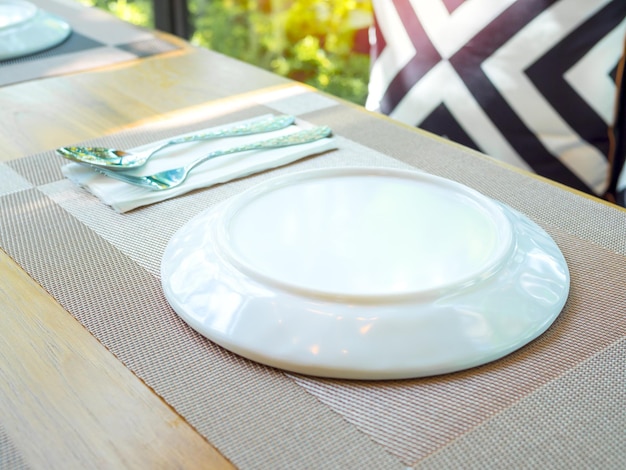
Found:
367,0 -> 626,198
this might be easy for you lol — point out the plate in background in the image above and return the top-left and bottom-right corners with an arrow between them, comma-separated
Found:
0,0 -> 71,61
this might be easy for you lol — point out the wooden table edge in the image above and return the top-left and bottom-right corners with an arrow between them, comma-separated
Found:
0,248 -> 234,469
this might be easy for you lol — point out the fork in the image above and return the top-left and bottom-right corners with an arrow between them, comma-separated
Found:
92,126 -> 332,190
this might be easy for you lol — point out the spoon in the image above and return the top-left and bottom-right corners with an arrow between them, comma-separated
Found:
92,126 -> 333,191
56,115 -> 296,170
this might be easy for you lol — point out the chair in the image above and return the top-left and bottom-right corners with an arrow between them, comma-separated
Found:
606,44 -> 626,205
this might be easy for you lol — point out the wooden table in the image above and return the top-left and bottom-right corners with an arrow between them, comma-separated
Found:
1,33 -> 239,469
2,3 -> 626,469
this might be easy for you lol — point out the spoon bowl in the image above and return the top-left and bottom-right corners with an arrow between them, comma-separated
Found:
56,115 -> 296,170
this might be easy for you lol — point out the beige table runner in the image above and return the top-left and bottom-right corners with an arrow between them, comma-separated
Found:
0,0 -> 179,86
2,92 -> 626,468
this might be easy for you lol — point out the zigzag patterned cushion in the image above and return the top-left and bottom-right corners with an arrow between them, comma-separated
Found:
366,0 -> 626,197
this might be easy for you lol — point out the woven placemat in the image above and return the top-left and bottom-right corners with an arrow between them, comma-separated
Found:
0,426 -> 30,470
0,0 -> 179,86
2,98 -> 625,468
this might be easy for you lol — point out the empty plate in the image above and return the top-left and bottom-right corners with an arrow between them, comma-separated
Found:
161,167 -> 570,379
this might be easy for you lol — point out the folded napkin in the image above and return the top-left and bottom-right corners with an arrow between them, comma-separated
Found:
62,115 -> 336,212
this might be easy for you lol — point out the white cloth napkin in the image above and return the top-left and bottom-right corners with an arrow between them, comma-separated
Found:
62,115 -> 336,212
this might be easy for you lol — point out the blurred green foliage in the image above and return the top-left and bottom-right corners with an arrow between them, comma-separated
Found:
80,0 -> 372,105
79,0 -> 153,27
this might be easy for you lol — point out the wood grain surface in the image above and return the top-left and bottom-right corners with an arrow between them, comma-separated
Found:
0,34 -> 237,470
0,250 -> 234,468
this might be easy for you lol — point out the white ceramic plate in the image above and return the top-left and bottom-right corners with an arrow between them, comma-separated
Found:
161,167 -> 570,380
0,0 -> 36,28
0,0 -> 71,61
